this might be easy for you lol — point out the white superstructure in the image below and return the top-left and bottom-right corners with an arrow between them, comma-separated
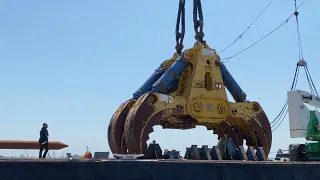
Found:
287,90 -> 320,138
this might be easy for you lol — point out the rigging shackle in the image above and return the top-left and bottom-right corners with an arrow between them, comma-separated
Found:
193,0 -> 205,44
175,0 -> 186,55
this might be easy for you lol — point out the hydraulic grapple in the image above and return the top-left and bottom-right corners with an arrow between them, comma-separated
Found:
108,0 -> 272,156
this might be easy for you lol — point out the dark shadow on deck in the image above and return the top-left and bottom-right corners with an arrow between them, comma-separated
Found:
0,159 -> 320,180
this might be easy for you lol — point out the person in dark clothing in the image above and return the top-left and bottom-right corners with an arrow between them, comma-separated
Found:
39,123 -> 49,158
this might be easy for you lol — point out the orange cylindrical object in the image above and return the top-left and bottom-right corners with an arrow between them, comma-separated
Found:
0,140 -> 68,150
83,151 -> 92,159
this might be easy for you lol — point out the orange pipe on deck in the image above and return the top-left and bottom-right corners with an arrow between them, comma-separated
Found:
0,140 -> 68,150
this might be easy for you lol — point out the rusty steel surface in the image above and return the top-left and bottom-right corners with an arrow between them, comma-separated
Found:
108,99 -> 135,153
124,94 -> 184,154
214,104 -> 272,155
122,94 -> 272,156
0,159 -> 320,180
0,140 -> 68,150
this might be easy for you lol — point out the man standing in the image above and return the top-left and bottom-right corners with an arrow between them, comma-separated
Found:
39,123 -> 49,158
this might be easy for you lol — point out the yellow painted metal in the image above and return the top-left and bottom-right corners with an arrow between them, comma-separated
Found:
161,53 -> 179,70
134,41 -> 266,126
119,40 -> 271,155
190,97 -> 230,121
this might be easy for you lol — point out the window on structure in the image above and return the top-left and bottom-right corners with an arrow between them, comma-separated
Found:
205,72 -> 212,91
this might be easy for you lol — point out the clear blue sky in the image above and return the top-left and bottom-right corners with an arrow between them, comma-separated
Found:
0,0 -> 319,157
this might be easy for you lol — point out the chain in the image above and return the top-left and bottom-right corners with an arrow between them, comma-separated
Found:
193,0 -> 205,44
175,0 -> 186,55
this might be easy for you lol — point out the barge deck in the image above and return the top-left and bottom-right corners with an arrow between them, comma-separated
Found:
0,159 -> 320,180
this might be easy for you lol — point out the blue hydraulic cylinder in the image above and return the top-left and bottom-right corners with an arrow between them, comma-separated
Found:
152,56 -> 189,94
220,63 -> 247,102
133,66 -> 166,100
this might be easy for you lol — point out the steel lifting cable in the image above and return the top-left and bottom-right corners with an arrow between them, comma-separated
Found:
175,0 -> 186,55
305,68 -> 315,95
305,66 -> 319,96
304,66 -> 319,103
272,0 -> 318,131
293,0 -> 318,97
219,0 -> 276,55
193,0 -> 205,44
294,0 -> 304,62
272,65 -> 319,131
271,51 -> 301,131
271,65 -> 300,132
305,65 -> 319,111
307,70 -> 318,112
222,0 -> 306,63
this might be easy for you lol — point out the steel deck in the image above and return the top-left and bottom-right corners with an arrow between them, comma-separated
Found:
0,159 -> 320,180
